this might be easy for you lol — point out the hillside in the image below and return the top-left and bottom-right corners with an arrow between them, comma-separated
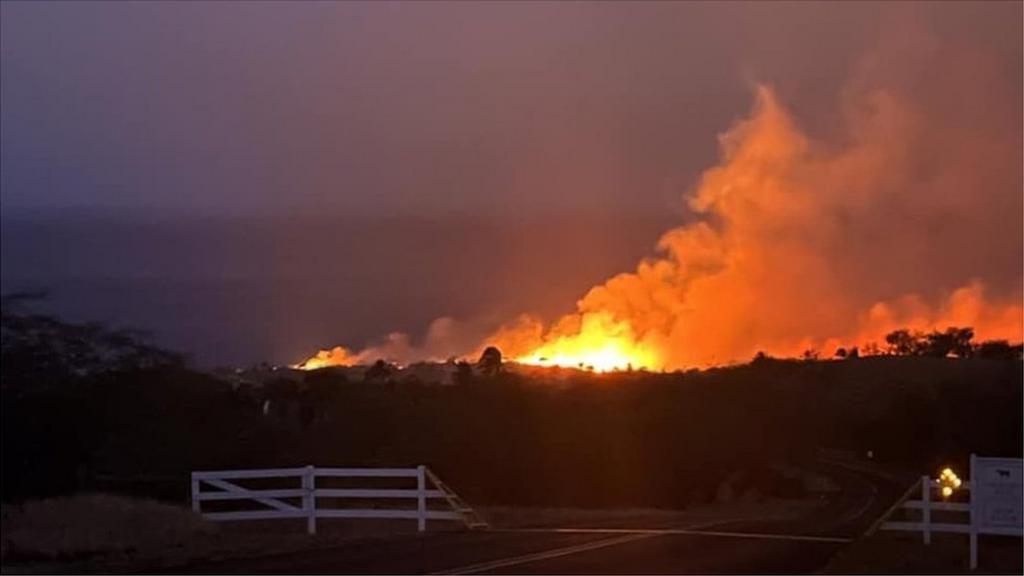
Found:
3,351 -> 1020,508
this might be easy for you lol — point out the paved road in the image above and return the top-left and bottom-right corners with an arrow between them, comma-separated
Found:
176,460 -> 907,575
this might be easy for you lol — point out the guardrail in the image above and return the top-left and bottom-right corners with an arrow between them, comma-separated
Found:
881,455 -> 1022,570
191,465 -> 483,534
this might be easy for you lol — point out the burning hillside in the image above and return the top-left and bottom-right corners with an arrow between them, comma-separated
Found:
300,45 -> 1023,372
474,79 -> 1022,370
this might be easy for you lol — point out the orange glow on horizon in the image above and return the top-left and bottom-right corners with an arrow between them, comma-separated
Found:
514,334 -> 658,372
294,346 -> 358,370
293,85 -> 1023,376
510,312 -> 660,372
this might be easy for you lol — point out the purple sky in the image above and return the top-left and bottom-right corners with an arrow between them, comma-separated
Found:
2,2 -> 1020,366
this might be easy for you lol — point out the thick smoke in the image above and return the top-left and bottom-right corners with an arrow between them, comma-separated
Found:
481,78 -> 1021,369
302,16 -> 1023,370
300,316 -> 469,368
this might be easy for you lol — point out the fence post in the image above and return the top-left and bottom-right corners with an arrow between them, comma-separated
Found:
969,453 -> 978,570
190,473 -> 201,514
417,465 -> 427,533
921,475 -> 931,545
304,465 -> 317,535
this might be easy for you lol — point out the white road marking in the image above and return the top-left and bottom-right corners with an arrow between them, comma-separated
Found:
429,532 -> 657,575
432,516 -> 852,575
494,526 -> 853,544
437,462 -> 885,574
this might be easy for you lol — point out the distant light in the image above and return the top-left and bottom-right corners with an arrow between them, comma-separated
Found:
937,466 -> 961,498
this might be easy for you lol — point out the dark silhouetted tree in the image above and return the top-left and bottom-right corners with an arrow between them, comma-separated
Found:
1,293 -> 183,391
921,327 -> 974,358
975,340 -> 1024,360
947,327 -> 975,358
834,347 -> 847,359
924,330 -> 955,357
885,329 -> 924,356
364,359 -> 393,382
478,346 -> 503,376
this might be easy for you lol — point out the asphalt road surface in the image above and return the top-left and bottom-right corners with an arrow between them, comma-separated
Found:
176,460 -> 907,574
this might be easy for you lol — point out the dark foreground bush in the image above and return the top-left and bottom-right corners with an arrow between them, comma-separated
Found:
3,355 -> 1020,508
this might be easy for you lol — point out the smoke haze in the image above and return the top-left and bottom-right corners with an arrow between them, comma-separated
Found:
2,2 -> 1020,367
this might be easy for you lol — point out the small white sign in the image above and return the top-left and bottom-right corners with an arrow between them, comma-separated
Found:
973,457 -> 1023,533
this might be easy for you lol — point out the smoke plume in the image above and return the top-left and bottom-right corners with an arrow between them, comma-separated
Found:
302,19 -> 1023,371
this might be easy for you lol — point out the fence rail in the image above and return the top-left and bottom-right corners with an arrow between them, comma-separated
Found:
882,476 -> 972,544
191,465 -> 479,534
881,454 -> 1022,570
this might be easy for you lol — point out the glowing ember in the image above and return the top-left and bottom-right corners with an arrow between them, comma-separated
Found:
294,346 -> 358,370
512,312 -> 660,372
516,345 -> 648,373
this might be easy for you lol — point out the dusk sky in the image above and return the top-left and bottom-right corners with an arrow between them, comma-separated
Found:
2,2 -> 1021,367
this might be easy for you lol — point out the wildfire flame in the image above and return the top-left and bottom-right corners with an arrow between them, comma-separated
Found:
476,86 -> 1022,371
297,72 -> 1023,373
512,312 -> 659,372
295,347 -> 357,371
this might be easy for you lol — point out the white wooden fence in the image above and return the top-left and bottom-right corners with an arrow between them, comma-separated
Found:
882,455 -> 1023,570
191,465 -> 482,534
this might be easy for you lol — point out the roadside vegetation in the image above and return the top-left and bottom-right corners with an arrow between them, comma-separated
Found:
3,296 -> 1021,511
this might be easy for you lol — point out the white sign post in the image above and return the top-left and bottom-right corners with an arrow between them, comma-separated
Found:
969,454 -> 1024,570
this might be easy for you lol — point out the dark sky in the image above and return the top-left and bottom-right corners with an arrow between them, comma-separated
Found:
2,2 -> 1020,366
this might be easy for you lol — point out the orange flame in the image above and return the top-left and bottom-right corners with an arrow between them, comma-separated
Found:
298,80 -> 1022,373
478,85 -> 1022,371
294,346 -> 358,370
512,312 -> 659,372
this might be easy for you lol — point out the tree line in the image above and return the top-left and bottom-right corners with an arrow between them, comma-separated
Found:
795,327 -> 1023,362
2,296 -> 1021,507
